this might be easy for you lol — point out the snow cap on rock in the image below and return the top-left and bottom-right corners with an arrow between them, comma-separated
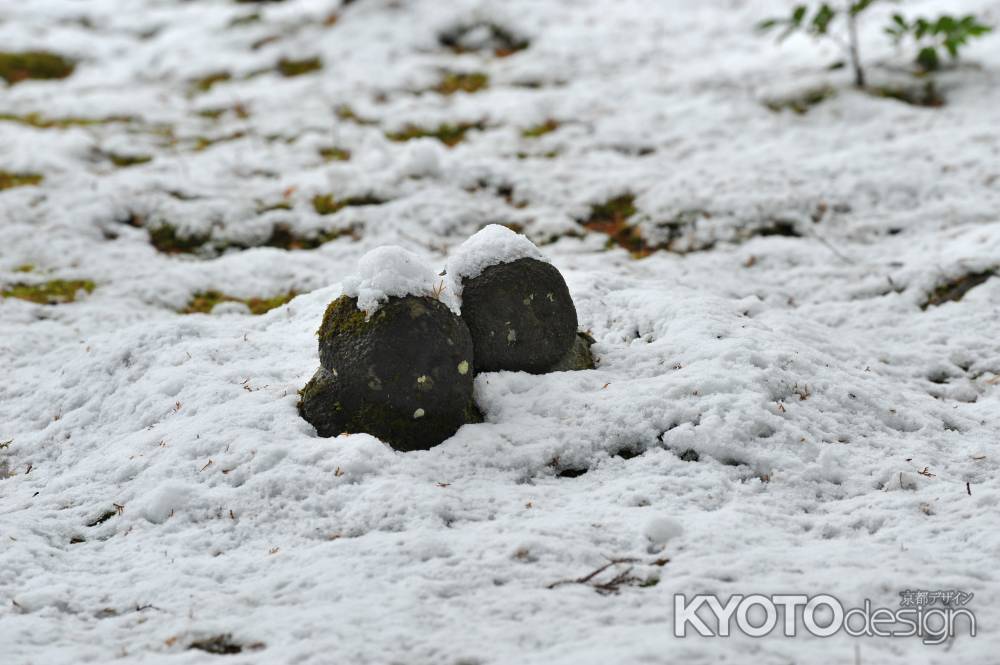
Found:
445,224 -> 546,299
342,246 -> 441,315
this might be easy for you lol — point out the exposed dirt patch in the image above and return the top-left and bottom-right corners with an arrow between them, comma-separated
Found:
318,146 -> 351,161
2,279 -> 95,304
188,634 -> 265,655
522,119 -> 560,138
438,22 -> 529,57
870,81 -> 946,108
277,56 -> 322,77
922,271 -> 994,309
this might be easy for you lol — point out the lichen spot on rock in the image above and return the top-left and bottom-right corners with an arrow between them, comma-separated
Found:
458,360 -> 469,375
413,408 -> 425,419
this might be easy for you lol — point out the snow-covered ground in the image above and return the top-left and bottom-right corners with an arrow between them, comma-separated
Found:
2,0 -> 999,662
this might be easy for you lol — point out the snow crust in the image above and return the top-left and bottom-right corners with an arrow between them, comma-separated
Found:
445,224 -> 546,298
342,246 -> 440,314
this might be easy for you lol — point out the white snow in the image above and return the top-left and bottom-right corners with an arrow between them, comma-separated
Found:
445,223 -> 546,298
2,0 -> 1000,663
341,246 -> 441,314
643,516 -> 683,547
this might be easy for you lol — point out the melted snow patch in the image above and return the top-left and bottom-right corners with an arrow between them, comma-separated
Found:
342,246 -> 441,314
445,224 -> 546,301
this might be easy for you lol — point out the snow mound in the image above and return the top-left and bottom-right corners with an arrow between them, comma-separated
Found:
445,224 -> 546,300
342,246 -> 441,314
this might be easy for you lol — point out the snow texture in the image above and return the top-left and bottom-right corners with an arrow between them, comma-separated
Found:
342,245 -> 440,314
445,223 -> 546,299
2,0 -> 1000,663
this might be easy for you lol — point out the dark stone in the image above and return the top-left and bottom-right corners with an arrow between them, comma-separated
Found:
301,295 -> 479,451
545,332 -> 596,372
460,257 -> 578,374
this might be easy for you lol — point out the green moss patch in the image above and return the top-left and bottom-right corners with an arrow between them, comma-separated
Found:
312,194 -> 384,215
135,216 -> 359,255
319,146 -> 351,161
522,119 -> 560,138
277,57 -> 322,77
515,150 -> 559,160
433,72 -> 489,95
0,171 -> 43,190
147,224 -> 212,254
259,223 -> 360,249
386,121 -> 485,147
582,194 -> 637,228
318,295 -> 368,340
106,153 -> 153,168
2,279 -> 94,304
190,71 -> 232,93
0,112 -> 134,128
922,272 -> 994,309
764,86 -> 835,114
0,52 -> 75,85
184,290 -> 297,315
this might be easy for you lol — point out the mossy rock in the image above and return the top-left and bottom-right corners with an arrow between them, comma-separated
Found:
460,257 -> 578,374
0,52 -> 75,85
545,332 -> 596,372
304,295 -> 478,450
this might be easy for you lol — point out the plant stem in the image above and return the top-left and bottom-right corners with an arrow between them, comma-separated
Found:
846,9 -> 865,88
